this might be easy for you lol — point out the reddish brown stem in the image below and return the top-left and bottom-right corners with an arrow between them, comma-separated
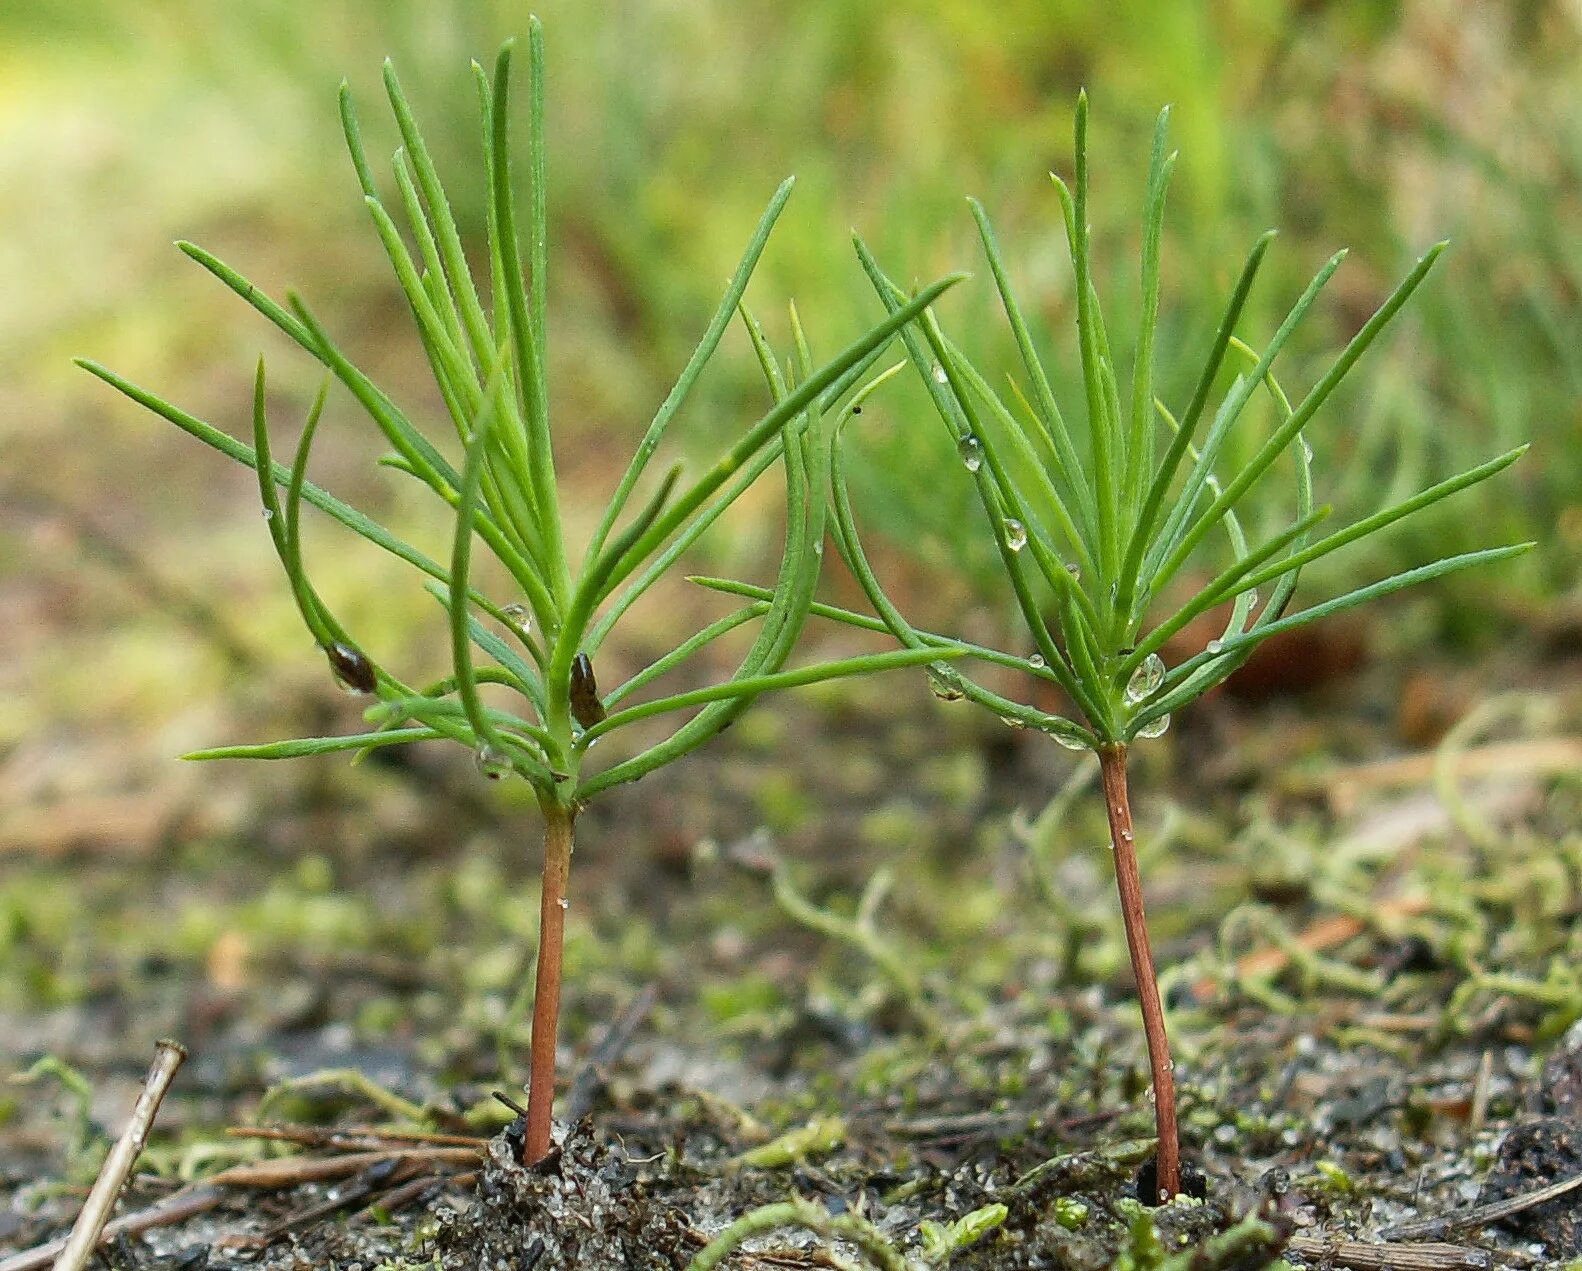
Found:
523,801 -> 575,1164
1097,744 -> 1180,1200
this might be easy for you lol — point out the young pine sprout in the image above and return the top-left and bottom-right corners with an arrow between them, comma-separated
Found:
78,25 -> 960,1166
703,97 -> 1529,1199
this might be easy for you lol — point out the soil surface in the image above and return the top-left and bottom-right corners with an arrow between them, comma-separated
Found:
4,639 -> 1582,1269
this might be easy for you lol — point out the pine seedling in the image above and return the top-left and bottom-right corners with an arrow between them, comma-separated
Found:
702,98 -> 1529,1197
77,24 -> 961,1166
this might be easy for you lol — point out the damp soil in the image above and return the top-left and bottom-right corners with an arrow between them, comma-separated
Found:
4,645 -> 1582,1269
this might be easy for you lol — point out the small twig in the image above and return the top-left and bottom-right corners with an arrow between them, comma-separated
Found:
250,1158 -> 427,1244
493,1090 -> 529,1118
48,1039 -> 187,1271
565,984 -> 657,1123
0,1186 -> 222,1271
1376,1168 -> 1582,1242
228,1124 -> 483,1150
207,1146 -> 479,1188
1287,1235 -> 1491,1269
359,1169 -> 477,1217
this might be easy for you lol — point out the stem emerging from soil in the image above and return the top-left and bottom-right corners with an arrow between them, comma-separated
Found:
523,800 -> 576,1165
1097,744 -> 1180,1200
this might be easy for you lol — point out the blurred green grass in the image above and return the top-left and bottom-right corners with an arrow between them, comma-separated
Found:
1,0 -> 1577,757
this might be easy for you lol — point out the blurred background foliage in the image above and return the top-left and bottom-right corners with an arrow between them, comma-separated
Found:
1,0 -> 1578,763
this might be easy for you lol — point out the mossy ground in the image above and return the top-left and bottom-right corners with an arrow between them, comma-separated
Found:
4,630 -> 1581,1268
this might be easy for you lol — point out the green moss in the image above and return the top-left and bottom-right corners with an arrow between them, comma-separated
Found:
701,972 -> 784,1025
752,771 -> 814,833
1054,1196 -> 1090,1229
858,800 -> 930,852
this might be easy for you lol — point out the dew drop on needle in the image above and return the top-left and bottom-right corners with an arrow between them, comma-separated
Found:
957,436 -> 983,473
1137,714 -> 1170,739
474,744 -> 510,780
1125,652 -> 1165,703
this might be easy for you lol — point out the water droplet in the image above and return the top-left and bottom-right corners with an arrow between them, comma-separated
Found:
1137,714 -> 1170,739
931,362 -> 949,385
1206,638 -> 1223,654
1158,1189 -> 1170,1204
261,507 -> 275,521
926,663 -> 963,702
1003,519 -> 1027,551
1120,829 -> 1134,844
558,898 -> 569,910
1051,731 -> 1087,752
502,603 -> 531,631
1028,653 -> 1045,669
1125,653 -> 1166,704
1065,562 -> 1081,580
1247,588 -> 1258,608
474,745 -> 510,780
957,435 -> 983,473
1299,436 -> 1314,462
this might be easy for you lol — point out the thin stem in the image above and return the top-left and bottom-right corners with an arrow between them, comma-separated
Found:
524,799 -> 576,1164
1096,744 -> 1179,1200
